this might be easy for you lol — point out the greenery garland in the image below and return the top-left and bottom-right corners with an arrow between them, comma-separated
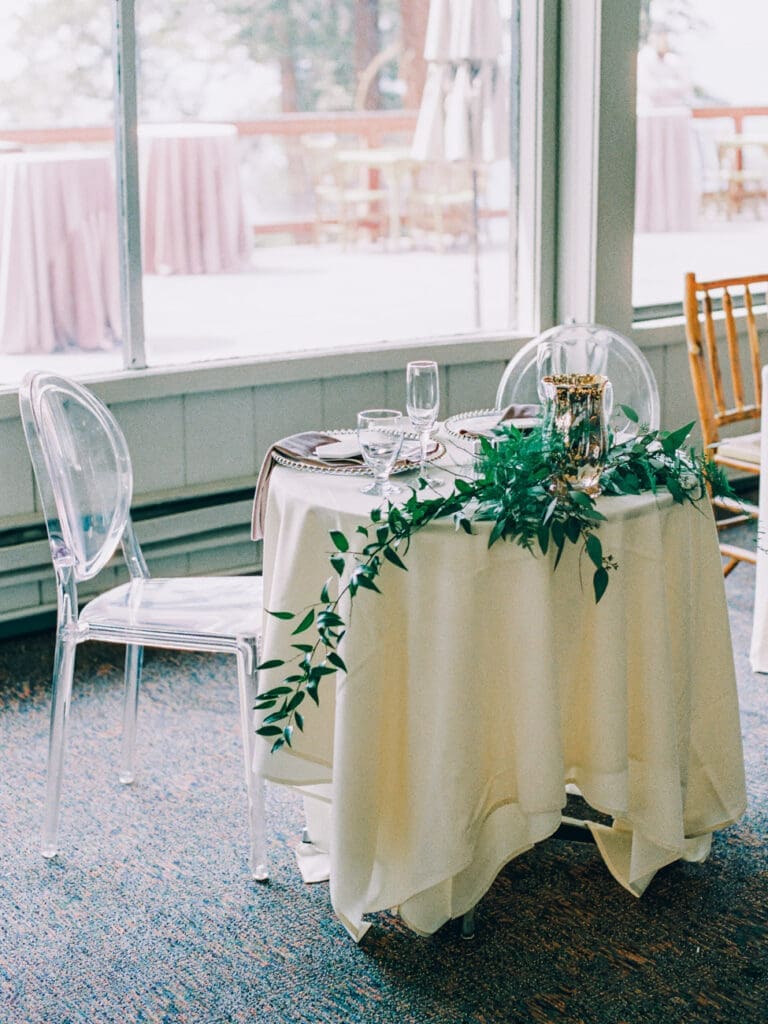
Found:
255,415 -> 731,753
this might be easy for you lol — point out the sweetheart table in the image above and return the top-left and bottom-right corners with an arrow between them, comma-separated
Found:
254,442 -> 746,940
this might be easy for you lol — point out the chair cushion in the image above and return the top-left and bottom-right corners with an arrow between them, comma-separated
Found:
715,432 -> 761,466
80,576 -> 263,640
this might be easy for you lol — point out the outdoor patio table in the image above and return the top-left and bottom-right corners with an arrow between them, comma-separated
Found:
635,109 -> 698,232
0,149 -> 120,354
334,146 -> 416,246
255,441 -> 746,940
140,123 -> 250,275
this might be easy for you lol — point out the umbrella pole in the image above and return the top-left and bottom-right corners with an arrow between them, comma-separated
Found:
471,166 -> 481,329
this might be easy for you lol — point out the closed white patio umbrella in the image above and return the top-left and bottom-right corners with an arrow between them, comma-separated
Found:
412,0 -> 509,327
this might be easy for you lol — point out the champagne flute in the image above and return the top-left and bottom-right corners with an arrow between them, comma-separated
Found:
406,360 -> 440,483
357,409 -> 405,497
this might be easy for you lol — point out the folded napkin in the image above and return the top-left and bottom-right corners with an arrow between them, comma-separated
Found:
252,431 -> 357,541
458,403 -> 541,438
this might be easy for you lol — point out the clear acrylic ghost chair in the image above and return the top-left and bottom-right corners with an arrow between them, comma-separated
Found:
19,371 -> 268,880
496,322 -> 661,439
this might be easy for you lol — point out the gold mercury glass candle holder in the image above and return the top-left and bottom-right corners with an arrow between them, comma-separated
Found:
539,373 -> 613,495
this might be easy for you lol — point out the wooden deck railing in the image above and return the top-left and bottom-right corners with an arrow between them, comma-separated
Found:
0,110 -> 421,241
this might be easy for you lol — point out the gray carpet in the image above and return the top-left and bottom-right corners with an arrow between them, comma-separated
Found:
0,562 -> 766,1024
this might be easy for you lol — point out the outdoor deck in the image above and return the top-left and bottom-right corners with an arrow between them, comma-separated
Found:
1,216 -> 767,388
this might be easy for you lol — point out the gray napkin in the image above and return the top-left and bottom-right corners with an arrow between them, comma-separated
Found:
251,431 -> 348,541
458,404 -> 540,438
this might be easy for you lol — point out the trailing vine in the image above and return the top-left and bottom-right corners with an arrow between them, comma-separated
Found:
255,416 -> 731,753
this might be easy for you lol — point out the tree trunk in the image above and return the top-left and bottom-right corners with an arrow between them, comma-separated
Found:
400,0 -> 428,109
354,0 -> 381,109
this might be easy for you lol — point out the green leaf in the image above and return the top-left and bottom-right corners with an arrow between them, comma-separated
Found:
283,726 -> 293,747
356,525 -> 369,536
330,555 -> 345,576
291,643 -> 313,653
291,609 -> 315,635
287,691 -> 305,712
356,574 -> 382,593
383,546 -> 408,571
593,566 -> 610,603
255,659 -> 285,671
320,581 -> 330,604
328,651 -> 347,672
294,711 -> 304,731
267,610 -> 295,620
270,737 -> 285,754
585,532 -> 603,570
330,530 -> 349,552
488,519 -> 505,547
256,725 -> 283,737
564,517 -> 581,544
619,404 -> 639,423
255,685 -> 293,700
537,524 -> 550,554
661,421 -> 695,455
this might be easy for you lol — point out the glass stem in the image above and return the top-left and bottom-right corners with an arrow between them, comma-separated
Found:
420,429 -> 430,477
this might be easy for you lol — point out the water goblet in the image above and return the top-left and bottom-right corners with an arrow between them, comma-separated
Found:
357,409 -> 405,497
406,360 -> 440,483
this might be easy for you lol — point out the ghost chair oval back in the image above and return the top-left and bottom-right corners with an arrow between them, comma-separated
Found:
18,372 -> 268,879
683,271 -> 766,575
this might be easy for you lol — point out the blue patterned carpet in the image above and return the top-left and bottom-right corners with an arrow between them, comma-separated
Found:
0,564 -> 766,1024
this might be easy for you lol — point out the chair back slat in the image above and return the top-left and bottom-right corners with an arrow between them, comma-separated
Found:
703,293 -> 728,417
745,287 -> 763,407
723,289 -> 746,410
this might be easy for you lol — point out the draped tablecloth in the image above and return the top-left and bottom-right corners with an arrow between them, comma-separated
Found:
140,123 -> 250,275
255,451 -> 746,940
750,365 -> 768,671
635,109 -> 698,233
0,150 -> 120,354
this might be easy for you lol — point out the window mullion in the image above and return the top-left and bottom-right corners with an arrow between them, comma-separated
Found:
112,0 -> 146,369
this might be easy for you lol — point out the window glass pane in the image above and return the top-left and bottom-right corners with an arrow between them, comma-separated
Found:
134,0 -> 518,367
633,0 -> 768,313
0,1 -> 122,385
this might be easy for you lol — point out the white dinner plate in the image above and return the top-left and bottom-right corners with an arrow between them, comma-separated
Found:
444,408 -> 541,455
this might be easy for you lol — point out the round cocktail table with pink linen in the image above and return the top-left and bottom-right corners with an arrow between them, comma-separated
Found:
140,123 -> 250,275
0,150 -> 120,354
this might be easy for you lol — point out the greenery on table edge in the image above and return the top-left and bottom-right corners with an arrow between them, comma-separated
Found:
254,413 -> 732,753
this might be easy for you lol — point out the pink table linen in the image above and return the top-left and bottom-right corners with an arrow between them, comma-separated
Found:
635,109 -> 698,233
0,151 -> 120,355
140,123 -> 250,275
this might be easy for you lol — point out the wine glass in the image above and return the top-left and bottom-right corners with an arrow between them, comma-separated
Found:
357,409 -> 405,497
406,360 -> 440,483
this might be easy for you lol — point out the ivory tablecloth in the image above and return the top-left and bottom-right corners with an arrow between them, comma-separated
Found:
140,123 -> 249,275
0,150 -> 120,354
750,366 -> 768,671
256,454 -> 746,940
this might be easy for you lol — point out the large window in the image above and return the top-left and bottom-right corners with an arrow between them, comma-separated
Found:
0,0 -> 523,384
633,0 -> 768,314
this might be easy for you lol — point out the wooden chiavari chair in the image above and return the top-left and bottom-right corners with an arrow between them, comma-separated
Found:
684,271 -> 767,574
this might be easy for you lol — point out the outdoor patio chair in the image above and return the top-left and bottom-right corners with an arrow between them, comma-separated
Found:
18,371 -> 268,878
684,270 -> 766,574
